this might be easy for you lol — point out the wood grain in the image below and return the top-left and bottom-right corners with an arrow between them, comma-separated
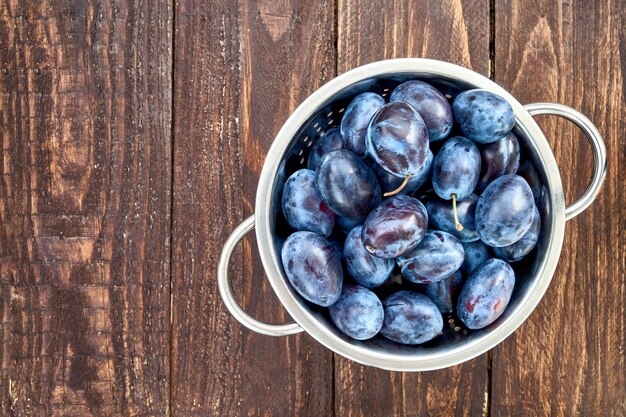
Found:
335,1 -> 491,416
1,0 -> 623,416
0,1 -> 172,416
492,0 -> 626,415
337,0 -> 490,74
170,0 -> 335,415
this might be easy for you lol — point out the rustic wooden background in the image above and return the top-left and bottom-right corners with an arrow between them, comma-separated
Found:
1,0 -> 624,416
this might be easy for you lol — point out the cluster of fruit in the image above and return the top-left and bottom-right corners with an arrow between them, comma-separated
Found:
280,80 -> 542,345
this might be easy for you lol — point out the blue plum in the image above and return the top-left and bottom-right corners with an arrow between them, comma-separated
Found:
461,240 -> 491,274
389,80 -> 453,141
422,270 -> 465,314
365,101 -> 430,178
457,258 -> 515,329
307,127 -> 343,171
373,150 -> 433,196
425,194 -> 479,242
344,226 -> 394,289
316,149 -> 382,222
341,92 -> 385,154
381,291 -> 443,344
329,284 -> 384,340
397,231 -> 464,284
282,169 -> 336,237
453,89 -> 515,144
517,160 -> 542,202
432,136 -> 481,200
281,232 -> 343,306
475,174 -> 535,247
493,205 -> 541,262
361,195 -> 428,259
475,132 -> 520,193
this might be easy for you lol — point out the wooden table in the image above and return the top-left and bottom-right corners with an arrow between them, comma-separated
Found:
1,1 -> 624,416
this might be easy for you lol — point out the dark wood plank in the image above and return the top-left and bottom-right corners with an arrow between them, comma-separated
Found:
338,0 -> 490,74
335,1 -> 491,416
170,0 -> 335,415
0,1 -> 172,416
492,1 -> 626,415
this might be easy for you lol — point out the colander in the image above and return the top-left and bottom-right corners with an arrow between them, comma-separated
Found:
217,59 -> 606,371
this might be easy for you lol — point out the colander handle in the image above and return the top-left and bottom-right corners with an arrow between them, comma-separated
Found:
218,215 -> 303,336
524,103 -> 607,221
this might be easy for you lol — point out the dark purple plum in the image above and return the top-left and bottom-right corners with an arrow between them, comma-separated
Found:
381,291 -> 443,344
425,194 -> 479,242
475,174 -> 535,247
337,215 -> 362,235
365,101 -> 430,178
475,132 -> 520,193
281,232 -> 343,306
389,80 -> 453,141
517,160 -> 542,202
461,240 -> 491,274
452,89 -> 515,144
361,195 -> 428,259
344,226 -> 394,288
329,284 -> 384,340
397,231 -> 464,284
282,169 -> 336,237
422,270 -> 465,314
307,127 -> 343,171
341,92 -> 385,154
493,205 -> 541,262
316,149 -> 382,222
373,150 -> 433,196
457,258 -> 515,329
432,136 -> 481,201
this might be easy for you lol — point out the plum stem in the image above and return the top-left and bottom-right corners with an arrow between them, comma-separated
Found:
451,193 -> 464,231
383,173 -> 412,197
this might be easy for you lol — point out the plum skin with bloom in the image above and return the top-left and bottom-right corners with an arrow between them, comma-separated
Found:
380,290 -> 443,344
281,231 -> 343,307
329,284 -> 384,340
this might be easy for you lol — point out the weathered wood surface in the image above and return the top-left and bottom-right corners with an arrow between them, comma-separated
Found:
0,1 -> 173,416
1,0 -> 625,416
492,0 -> 626,415
170,1 -> 335,416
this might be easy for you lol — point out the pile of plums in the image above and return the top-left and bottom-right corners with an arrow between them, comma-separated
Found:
280,80 -> 542,345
